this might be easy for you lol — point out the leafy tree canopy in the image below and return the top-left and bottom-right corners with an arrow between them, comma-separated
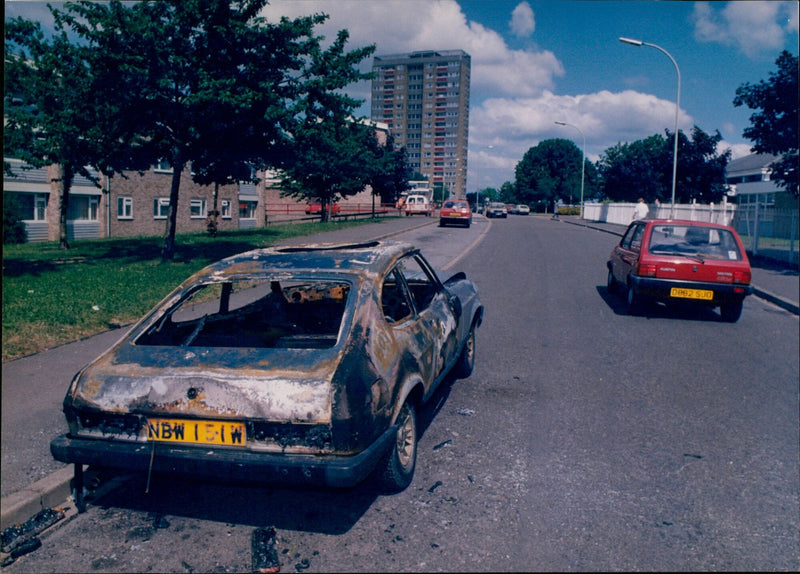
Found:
598,126 -> 730,204
733,50 -> 799,197
514,138 -> 585,206
5,0 -> 374,255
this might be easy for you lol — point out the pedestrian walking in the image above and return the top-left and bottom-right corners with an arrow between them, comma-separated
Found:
633,198 -> 649,220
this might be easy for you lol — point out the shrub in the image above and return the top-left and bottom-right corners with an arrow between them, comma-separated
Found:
3,194 -> 27,244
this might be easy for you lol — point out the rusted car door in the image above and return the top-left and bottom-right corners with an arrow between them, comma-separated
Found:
396,255 -> 459,385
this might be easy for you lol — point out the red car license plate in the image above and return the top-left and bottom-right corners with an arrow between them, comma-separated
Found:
670,287 -> 713,300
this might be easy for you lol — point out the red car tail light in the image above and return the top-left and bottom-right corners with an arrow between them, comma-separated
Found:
733,270 -> 751,284
638,263 -> 657,277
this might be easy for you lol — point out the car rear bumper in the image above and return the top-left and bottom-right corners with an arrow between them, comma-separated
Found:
50,425 -> 396,488
630,275 -> 754,302
440,217 -> 470,226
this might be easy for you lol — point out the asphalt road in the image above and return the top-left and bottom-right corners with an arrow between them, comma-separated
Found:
3,214 -> 798,572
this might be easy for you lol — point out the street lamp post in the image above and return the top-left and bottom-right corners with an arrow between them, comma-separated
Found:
555,121 -> 586,219
619,36 -> 681,219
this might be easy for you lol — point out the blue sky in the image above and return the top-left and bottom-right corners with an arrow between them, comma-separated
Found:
6,1 -> 798,191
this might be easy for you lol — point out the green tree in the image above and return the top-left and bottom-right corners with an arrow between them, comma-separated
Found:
669,126 -> 730,203
368,134 -> 412,207
597,134 -> 667,202
499,181 -> 517,204
21,0 -> 363,259
514,139 -> 584,206
4,15 -> 122,249
733,50 -> 799,197
598,127 -> 730,203
278,29 -> 376,222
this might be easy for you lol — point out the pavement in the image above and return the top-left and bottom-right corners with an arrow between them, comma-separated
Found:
2,214 -> 797,535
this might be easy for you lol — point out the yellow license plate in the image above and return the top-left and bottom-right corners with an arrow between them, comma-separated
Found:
147,418 -> 246,446
670,287 -> 713,301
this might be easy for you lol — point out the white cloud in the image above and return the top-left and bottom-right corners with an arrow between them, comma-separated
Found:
259,0 -> 563,98
718,141 -> 753,160
472,90 -> 694,163
692,1 -> 799,58
509,2 -> 535,38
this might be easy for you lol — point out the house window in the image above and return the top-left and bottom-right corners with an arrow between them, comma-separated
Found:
7,192 -> 47,221
239,200 -> 257,219
118,196 -> 133,219
153,197 -> 170,219
68,196 -> 99,221
220,199 -> 231,219
190,199 -> 206,219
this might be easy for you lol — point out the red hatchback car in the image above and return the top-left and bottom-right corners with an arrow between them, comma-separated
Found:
438,200 -> 472,228
607,219 -> 753,322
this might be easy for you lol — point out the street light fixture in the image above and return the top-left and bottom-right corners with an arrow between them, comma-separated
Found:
555,121 -> 586,219
619,36 -> 681,219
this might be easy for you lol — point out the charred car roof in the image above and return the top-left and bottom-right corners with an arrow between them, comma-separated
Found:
194,240 -> 417,281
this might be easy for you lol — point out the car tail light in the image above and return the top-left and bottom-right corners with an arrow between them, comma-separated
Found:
638,263 -> 657,277
733,270 -> 751,284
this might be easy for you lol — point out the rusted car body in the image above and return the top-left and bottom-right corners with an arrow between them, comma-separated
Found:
51,241 -> 483,504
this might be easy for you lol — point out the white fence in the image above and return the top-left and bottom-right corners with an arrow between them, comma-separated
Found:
582,200 -> 736,226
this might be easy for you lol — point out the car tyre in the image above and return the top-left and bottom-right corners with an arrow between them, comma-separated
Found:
720,301 -> 743,323
626,284 -> 641,315
453,323 -> 476,378
375,401 -> 417,493
607,269 -> 618,295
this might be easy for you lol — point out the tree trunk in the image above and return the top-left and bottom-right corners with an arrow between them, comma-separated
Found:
321,196 -> 330,223
161,152 -> 184,261
58,164 -> 75,250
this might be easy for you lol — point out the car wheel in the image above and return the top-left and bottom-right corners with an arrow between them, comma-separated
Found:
453,323 -> 476,378
720,301 -> 743,323
375,401 -> 417,492
607,269 -> 618,295
626,284 -> 641,315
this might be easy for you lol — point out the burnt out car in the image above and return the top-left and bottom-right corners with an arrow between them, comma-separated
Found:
51,241 -> 483,504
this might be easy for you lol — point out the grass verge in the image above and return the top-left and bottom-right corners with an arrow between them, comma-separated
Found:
2,219 -> 385,362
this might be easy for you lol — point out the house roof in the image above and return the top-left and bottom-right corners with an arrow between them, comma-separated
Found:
726,153 -> 780,176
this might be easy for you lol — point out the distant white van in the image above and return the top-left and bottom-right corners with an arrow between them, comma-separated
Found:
403,194 -> 434,217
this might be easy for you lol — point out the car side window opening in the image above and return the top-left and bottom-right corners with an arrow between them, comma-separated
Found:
136,278 -> 350,349
397,255 -> 438,311
621,223 -> 645,252
381,268 -> 414,324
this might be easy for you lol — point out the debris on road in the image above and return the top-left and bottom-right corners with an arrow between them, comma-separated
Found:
432,439 -> 452,451
252,526 -> 280,573
0,507 -> 65,566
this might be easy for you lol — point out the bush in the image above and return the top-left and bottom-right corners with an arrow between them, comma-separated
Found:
3,195 -> 27,244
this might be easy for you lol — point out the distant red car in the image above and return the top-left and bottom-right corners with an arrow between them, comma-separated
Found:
305,203 -> 341,215
607,219 -> 753,322
438,200 -> 472,228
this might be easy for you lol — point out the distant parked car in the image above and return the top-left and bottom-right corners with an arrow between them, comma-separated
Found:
305,202 -> 341,215
51,241 -> 484,508
607,219 -> 753,322
486,202 -> 508,218
439,200 -> 472,228
515,204 -> 531,215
